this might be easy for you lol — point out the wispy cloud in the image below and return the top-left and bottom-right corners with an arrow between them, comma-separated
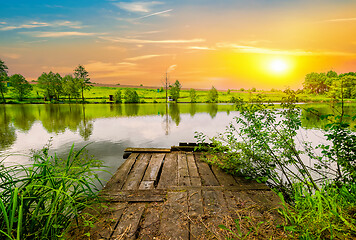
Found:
187,46 -> 216,50
137,9 -> 172,19
0,20 -> 83,31
1,53 -> 21,59
114,1 -> 163,13
217,42 -> 355,57
126,54 -> 164,61
0,22 -> 7,24
24,31 -> 97,37
324,17 -> 356,22
167,64 -> 176,73
100,36 -> 205,44
85,61 -> 146,78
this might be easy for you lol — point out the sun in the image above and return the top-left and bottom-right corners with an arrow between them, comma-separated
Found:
269,59 -> 288,74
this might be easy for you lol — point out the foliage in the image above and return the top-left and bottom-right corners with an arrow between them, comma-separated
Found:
37,71 -> 63,100
189,88 -> 197,103
207,86 -> 218,103
328,75 -> 356,100
278,184 -> 356,239
114,89 -> 122,103
74,65 -> 91,102
0,144 -> 104,239
0,59 -> 9,103
124,89 -> 139,103
9,74 -> 33,101
303,72 -> 329,94
195,89 -> 356,238
62,75 -> 80,102
169,80 -> 181,102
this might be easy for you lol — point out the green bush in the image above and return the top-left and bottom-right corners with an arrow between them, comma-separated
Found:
0,144 -> 103,239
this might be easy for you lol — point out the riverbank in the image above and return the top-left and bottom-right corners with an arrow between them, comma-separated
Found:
2,85 -> 356,104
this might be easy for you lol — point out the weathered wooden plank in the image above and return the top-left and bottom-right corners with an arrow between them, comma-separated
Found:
111,203 -> 146,240
122,153 -> 151,190
188,190 -> 205,240
201,190 -> 229,239
187,152 -> 202,187
159,191 -> 189,239
69,202 -> 127,240
157,152 -> 178,189
142,153 -> 165,182
194,153 -> 219,186
138,180 -> 154,190
125,148 -> 170,153
178,152 -> 191,186
102,189 -> 166,202
168,185 -> 269,191
138,203 -> 162,239
103,153 -> 139,192
211,165 -> 239,187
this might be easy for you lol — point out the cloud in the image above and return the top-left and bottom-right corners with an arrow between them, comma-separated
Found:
167,64 -> 176,72
24,31 -> 96,37
1,53 -> 21,59
84,61 -> 146,78
137,9 -> 173,19
324,17 -> 356,22
216,42 -> 355,57
0,20 -> 82,31
126,54 -> 164,61
187,46 -> 216,50
100,36 -> 205,44
0,22 -> 7,24
114,1 -> 163,13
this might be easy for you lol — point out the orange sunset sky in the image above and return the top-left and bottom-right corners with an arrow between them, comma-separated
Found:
1,0 -> 356,90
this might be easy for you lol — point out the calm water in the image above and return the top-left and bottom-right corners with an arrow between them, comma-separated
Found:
0,103 -> 355,182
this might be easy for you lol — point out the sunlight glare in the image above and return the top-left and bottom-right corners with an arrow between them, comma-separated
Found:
269,59 -> 288,73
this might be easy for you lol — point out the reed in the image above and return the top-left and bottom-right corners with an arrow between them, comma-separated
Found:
0,144 -> 104,240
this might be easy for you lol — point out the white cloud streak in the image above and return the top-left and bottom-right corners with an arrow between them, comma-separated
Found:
0,20 -> 82,31
100,36 -> 205,44
137,9 -> 172,19
114,1 -> 163,13
24,31 -> 96,37
126,54 -> 163,61
324,17 -> 356,22
187,46 -> 216,50
217,42 -> 355,57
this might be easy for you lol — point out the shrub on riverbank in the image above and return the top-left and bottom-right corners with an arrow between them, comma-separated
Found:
0,144 -> 103,239
196,90 -> 356,238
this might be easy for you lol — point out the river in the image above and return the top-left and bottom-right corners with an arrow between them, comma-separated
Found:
0,102 -> 355,182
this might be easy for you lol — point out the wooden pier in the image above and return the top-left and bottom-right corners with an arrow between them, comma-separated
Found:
69,146 -> 284,239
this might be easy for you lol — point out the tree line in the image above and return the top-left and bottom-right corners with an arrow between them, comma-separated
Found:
303,70 -> 356,99
0,59 -> 92,103
1,58 -> 220,104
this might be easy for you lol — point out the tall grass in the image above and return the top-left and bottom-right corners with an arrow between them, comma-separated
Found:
0,144 -> 103,239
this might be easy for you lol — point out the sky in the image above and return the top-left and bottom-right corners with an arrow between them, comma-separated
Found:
1,0 -> 356,90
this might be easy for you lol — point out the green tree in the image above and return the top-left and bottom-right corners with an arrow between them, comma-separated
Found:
74,65 -> 91,102
114,89 -> 122,103
37,71 -> 63,100
189,88 -> 197,103
169,80 -> 181,102
0,59 -> 9,103
207,86 -> 219,103
303,72 -> 328,94
329,74 -> 356,99
9,74 -> 33,101
124,89 -> 139,103
62,75 -> 80,102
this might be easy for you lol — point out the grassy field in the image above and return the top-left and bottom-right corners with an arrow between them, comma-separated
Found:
3,84 -> 356,103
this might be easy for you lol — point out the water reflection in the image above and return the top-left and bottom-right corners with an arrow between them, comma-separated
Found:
0,103 -> 354,152
0,106 -> 16,150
